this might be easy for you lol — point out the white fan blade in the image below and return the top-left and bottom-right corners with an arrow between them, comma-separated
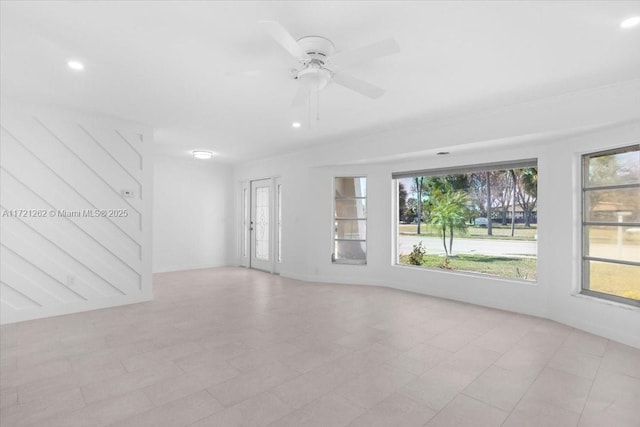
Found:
329,38 -> 400,69
291,86 -> 309,107
259,21 -> 310,62
332,72 -> 385,99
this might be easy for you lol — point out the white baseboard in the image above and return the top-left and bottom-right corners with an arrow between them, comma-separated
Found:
153,262 -> 229,273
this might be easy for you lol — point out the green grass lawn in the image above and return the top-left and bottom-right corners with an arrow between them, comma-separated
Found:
584,227 -> 639,301
399,253 -> 537,280
397,253 -> 639,301
398,223 -> 537,241
588,262 -> 640,300
587,227 -> 640,245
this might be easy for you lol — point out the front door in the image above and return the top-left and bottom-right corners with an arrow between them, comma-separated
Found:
250,179 -> 272,271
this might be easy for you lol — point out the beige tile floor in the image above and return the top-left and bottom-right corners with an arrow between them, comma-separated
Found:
1,267 -> 639,426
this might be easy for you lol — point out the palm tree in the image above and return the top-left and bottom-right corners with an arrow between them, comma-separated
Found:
517,168 -> 538,227
521,168 -> 538,194
429,187 -> 469,257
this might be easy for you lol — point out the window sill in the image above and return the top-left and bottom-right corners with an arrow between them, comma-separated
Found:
573,291 -> 640,310
392,263 -> 538,285
332,260 -> 367,266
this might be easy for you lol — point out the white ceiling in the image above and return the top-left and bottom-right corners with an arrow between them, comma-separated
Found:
1,1 -> 639,163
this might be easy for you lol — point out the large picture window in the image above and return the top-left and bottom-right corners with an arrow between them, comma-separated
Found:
333,177 -> 367,265
582,145 -> 639,306
394,160 -> 537,281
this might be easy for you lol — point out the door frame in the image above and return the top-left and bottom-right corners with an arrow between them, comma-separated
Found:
240,177 -> 281,273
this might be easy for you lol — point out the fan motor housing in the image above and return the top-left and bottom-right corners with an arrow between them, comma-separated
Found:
297,36 -> 335,63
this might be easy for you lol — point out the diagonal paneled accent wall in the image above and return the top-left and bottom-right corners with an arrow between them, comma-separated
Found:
0,103 -> 153,324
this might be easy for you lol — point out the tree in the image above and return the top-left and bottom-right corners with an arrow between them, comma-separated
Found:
486,171 -> 493,236
425,175 -> 468,193
517,168 -> 538,227
509,169 -> 517,236
490,171 -> 513,225
586,152 -> 639,221
398,182 -> 408,223
429,186 -> 470,257
404,198 -> 418,224
467,172 -> 488,218
588,154 -> 620,186
422,175 -> 468,225
445,174 -> 470,191
412,177 -> 425,234
520,168 -> 538,197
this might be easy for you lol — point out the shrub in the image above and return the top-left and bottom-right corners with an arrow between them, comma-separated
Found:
439,256 -> 452,269
408,242 -> 427,265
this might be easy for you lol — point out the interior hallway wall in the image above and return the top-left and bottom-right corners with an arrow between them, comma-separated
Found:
152,153 -> 233,273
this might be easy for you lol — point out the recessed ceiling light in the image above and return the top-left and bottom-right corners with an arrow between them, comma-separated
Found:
436,151 -> 450,155
67,60 -> 84,71
292,122 -> 301,128
192,150 -> 214,159
620,16 -> 640,29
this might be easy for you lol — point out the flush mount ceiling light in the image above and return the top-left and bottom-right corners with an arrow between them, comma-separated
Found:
297,63 -> 332,91
67,60 -> 84,71
192,150 -> 214,160
620,16 -> 640,29
292,122 -> 301,128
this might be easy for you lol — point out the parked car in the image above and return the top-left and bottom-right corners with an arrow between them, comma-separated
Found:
474,217 -> 488,227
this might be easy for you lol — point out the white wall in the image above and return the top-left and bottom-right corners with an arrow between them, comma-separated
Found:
233,79 -> 640,348
152,154 -> 233,273
0,101 -> 153,324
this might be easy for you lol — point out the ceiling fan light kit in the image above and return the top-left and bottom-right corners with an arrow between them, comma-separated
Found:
296,65 -> 332,91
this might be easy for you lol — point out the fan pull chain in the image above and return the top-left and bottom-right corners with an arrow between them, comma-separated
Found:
317,72 -> 320,121
307,87 -> 311,129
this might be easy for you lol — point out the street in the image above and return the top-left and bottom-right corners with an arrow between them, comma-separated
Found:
397,234 -> 537,257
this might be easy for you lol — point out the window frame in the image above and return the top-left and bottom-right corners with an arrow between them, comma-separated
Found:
332,176 -> 367,265
581,144 -> 640,307
242,187 -> 248,258
392,159 -> 538,282
277,183 -> 282,264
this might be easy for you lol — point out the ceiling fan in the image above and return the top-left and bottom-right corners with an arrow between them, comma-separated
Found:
259,21 -> 400,106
